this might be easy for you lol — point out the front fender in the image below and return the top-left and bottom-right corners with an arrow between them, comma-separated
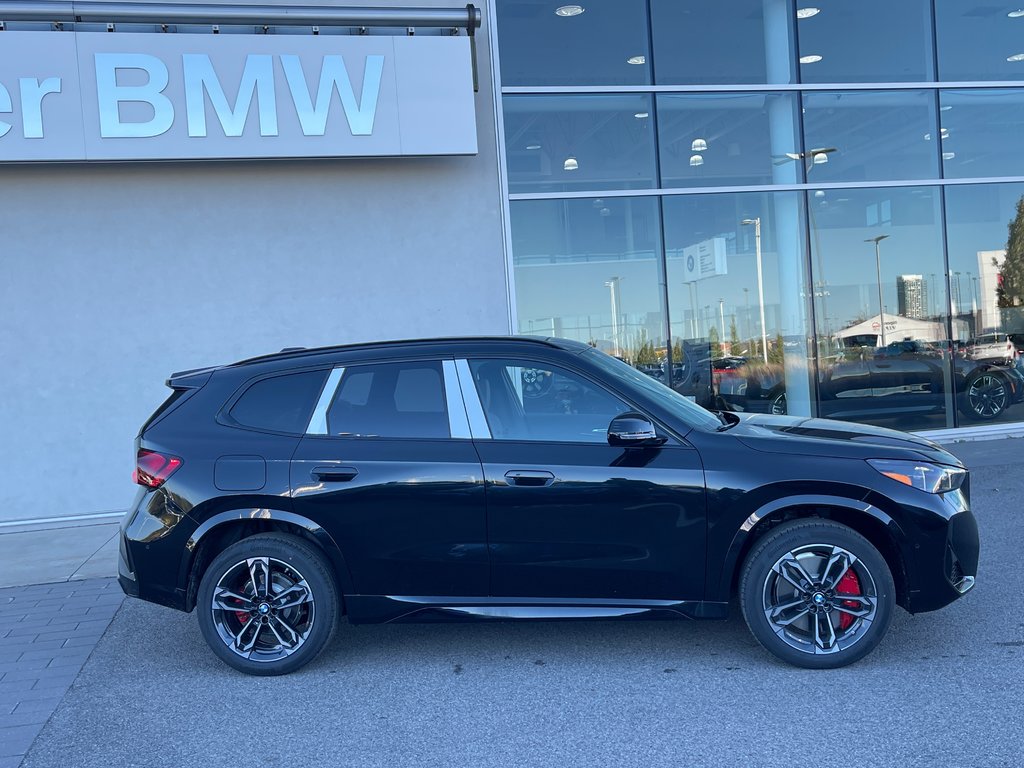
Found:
178,508 -> 354,604
712,494 -> 906,602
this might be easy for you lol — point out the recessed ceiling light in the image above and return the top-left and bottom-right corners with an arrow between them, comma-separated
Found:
796,7 -> 821,19
555,5 -> 584,17
800,54 -> 823,64
1008,53 -> 1024,61
626,55 -> 646,65
1009,9 -> 1024,18
942,152 -> 956,160
563,156 -> 579,171
526,144 -> 541,150
689,154 -> 704,167
634,112 -> 649,119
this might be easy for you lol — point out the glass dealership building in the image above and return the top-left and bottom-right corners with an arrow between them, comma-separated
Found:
4,0 -> 1024,523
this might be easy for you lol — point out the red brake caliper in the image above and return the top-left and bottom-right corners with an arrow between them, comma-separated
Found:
835,569 -> 862,630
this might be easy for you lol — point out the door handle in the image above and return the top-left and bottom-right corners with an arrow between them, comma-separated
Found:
504,470 -> 555,487
312,466 -> 358,482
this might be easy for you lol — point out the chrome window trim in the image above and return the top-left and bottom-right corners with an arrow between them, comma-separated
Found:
442,360 -> 472,439
305,367 -> 344,436
453,359 -> 492,440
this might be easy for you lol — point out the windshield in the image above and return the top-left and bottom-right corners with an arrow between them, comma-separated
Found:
583,348 -> 723,432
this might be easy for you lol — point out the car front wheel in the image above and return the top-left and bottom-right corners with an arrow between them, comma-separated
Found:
197,533 -> 339,676
961,372 -> 1008,420
739,519 -> 895,669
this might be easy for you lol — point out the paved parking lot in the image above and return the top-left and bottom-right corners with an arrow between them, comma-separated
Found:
6,440 -> 1024,767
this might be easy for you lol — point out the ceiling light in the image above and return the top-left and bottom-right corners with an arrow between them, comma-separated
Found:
691,138 -> 708,152
599,207 -> 611,217
634,111 -> 649,119
689,154 -> 704,167
1009,9 -> 1024,18
563,156 -> 578,171
814,190 -> 825,198
940,128 -> 949,139
800,54 -> 823,64
626,55 -> 646,65
1008,53 -> 1024,61
923,133 -> 931,141
555,5 -> 584,17
940,105 -> 953,112
942,152 -> 956,160
812,152 -> 829,165
796,7 -> 821,19
526,144 -> 541,150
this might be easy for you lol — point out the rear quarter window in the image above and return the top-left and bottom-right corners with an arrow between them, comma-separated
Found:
228,370 -> 328,434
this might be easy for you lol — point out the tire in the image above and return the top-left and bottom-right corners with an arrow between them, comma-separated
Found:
197,533 -> 339,676
739,519 -> 895,669
960,372 -> 1008,421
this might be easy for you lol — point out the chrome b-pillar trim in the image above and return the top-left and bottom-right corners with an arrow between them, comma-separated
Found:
453,359 -> 491,439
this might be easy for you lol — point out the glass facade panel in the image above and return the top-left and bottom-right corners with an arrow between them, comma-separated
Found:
663,192 -> 813,416
945,183 -> 1024,425
650,0 -> 795,85
936,5 -> 1024,82
801,91 -> 939,183
510,197 -> 668,366
496,0 -> 1024,435
808,186 -> 952,431
496,0 -> 651,86
658,93 -> 801,188
795,0 -> 934,83
939,90 -> 1024,180
503,95 -> 657,193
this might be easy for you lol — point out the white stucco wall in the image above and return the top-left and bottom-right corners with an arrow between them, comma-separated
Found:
0,2 -> 509,522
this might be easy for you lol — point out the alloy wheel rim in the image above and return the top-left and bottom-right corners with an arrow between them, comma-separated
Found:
968,375 -> 1006,417
771,392 -> 787,415
210,557 -> 316,663
762,544 -> 877,655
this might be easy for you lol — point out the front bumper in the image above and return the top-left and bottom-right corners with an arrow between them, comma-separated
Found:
906,500 -> 979,614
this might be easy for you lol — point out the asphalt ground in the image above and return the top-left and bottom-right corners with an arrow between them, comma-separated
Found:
16,440 -> 1024,768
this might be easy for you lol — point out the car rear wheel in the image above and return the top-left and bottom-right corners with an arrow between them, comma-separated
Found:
197,533 -> 338,676
739,519 -> 894,669
961,372 -> 1008,420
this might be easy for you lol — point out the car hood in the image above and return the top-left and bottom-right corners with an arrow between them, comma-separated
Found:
729,413 -> 962,465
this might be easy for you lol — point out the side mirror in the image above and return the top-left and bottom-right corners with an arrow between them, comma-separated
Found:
608,412 -> 667,447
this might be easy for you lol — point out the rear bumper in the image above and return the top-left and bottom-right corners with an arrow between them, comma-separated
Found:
116,496 -> 193,612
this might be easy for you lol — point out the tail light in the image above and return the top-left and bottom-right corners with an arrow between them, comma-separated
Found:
134,449 -> 183,489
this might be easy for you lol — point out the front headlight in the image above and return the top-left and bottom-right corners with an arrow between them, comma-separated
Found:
867,459 -> 966,494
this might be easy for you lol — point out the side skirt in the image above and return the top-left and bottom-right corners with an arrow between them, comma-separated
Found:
344,595 -> 730,624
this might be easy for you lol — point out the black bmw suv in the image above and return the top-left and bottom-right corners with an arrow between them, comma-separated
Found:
119,337 -> 978,675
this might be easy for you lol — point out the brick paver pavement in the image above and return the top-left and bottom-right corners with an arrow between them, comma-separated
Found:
0,579 -> 123,767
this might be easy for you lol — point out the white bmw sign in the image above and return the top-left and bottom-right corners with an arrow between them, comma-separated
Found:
0,31 -> 477,161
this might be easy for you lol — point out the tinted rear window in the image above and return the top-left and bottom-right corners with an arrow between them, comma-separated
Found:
327,360 -> 449,438
229,370 -> 328,434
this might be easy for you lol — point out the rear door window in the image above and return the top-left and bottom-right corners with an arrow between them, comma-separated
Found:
228,370 -> 328,434
325,361 -> 450,438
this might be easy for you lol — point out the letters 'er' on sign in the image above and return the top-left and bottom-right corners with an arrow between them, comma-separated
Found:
0,31 -> 478,161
